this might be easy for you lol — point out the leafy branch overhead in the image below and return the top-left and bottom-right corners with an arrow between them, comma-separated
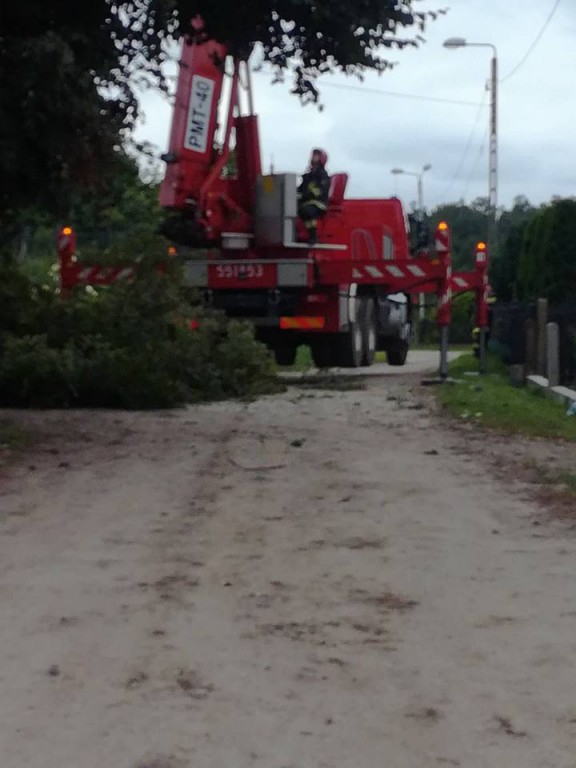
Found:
101,1 -> 448,104
1,1 -> 446,239
202,4 -> 443,60
174,1 -> 448,103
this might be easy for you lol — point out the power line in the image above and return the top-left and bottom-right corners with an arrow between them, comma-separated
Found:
252,69 -> 485,107
462,125 -> 489,201
500,0 -> 563,83
439,89 -> 487,200
319,81 -> 485,107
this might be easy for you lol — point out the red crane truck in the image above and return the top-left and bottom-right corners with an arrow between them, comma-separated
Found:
58,33 -> 490,374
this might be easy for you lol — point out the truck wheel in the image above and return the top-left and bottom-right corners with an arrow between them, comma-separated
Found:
338,302 -> 364,368
362,299 -> 376,367
311,338 -> 339,368
386,338 -> 409,367
274,344 -> 297,366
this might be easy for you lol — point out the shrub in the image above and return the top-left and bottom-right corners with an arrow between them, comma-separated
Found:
0,261 -> 280,409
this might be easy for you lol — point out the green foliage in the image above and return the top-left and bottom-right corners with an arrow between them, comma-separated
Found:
2,1 -> 444,246
450,292 -> 475,343
185,1 -> 445,100
490,196 -> 536,301
69,155 -> 164,245
431,198 -> 489,271
0,418 -> 30,468
516,199 -> 576,302
0,264 -> 280,409
436,354 -> 576,441
447,352 -> 506,378
417,293 -> 475,346
429,195 -> 545,302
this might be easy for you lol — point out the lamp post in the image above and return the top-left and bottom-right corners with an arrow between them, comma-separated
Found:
443,37 -> 498,256
391,164 -> 432,213
391,164 -> 432,330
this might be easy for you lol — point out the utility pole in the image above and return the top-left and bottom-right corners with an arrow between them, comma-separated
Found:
444,38 -> 499,257
488,52 -> 498,259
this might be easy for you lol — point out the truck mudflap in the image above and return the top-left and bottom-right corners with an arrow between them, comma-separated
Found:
183,259 -> 315,289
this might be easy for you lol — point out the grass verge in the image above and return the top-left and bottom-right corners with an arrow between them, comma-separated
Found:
0,419 -> 31,465
436,354 -> 576,441
293,345 -> 313,371
411,343 -> 470,352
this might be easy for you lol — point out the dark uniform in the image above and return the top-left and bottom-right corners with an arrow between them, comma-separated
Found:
298,149 -> 330,244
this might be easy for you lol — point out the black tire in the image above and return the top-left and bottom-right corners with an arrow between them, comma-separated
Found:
361,298 -> 377,367
338,298 -> 364,368
311,337 -> 339,368
386,338 -> 409,367
274,344 -> 297,366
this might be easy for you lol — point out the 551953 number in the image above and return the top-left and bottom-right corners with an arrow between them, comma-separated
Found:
215,264 -> 265,280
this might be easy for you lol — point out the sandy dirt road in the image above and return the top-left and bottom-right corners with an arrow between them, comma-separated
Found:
2,364 -> 576,768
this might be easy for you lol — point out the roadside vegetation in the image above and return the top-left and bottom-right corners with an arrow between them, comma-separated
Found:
436,353 -> 576,441
4,5 -> 575,412
0,420 -> 31,468
0,258 -> 280,409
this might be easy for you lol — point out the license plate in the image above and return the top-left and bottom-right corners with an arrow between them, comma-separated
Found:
209,263 -> 276,287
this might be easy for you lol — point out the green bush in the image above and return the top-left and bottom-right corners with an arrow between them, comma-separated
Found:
418,293 -> 476,346
0,261 -> 280,409
0,335 -> 81,408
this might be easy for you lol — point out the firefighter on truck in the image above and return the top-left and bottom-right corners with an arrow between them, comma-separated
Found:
297,148 -> 331,244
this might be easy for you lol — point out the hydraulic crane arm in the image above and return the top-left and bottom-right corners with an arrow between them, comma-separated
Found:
159,38 -> 227,210
159,36 -> 262,246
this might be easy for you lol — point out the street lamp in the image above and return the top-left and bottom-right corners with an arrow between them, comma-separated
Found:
443,37 -> 498,255
391,164 -> 432,213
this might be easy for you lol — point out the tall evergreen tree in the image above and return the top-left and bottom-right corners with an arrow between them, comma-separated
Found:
517,199 -> 576,302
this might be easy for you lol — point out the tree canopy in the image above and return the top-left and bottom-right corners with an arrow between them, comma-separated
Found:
1,1 -> 443,244
516,199 -> 576,303
185,1 -> 446,100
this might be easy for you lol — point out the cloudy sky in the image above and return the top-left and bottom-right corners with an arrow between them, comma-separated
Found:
134,0 -> 573,212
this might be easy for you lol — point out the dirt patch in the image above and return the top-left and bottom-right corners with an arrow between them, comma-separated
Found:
175,669 -> 214,700
259,620 -> 324,642
494,715 -> 528,738
351,588 -> 418,613
421,387 -> 576,525
341,536 -> 386,551
133,756 -> 187,768
406,707 -> 443,722
126,671 -> 149,690
292,375 -> 368,391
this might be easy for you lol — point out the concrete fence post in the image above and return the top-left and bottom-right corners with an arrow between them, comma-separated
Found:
525,318 -> 536,374
536,298 -> 548,376
546,322 -> 560,387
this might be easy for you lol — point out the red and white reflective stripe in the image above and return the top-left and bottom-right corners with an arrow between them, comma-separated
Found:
439,285 -> 452,308
76,266 -> 136,283
435,239 -> 447,252
280,316 -> 325,330
351,263 -> 432,281
437,266 -> 452,325
406,264 -> 426,277
435,228 -> 450,254
384,265 -> 403,278
116,268 -> 135,281
78,267 -> 97,281
452,276 -> 472,290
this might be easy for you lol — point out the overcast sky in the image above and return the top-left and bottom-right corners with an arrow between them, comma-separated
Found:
134,0 -> 573,212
